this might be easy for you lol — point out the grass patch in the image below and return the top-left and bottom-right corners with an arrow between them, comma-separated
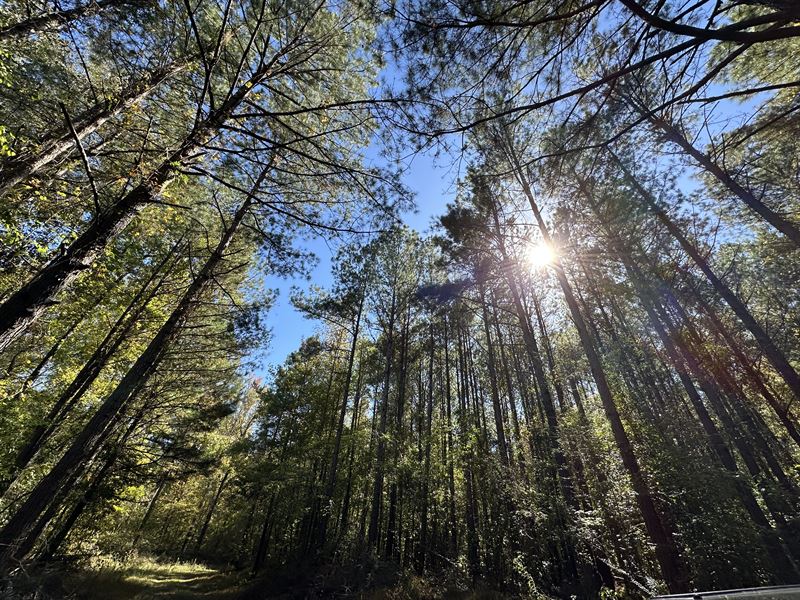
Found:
4,554 -> 243,600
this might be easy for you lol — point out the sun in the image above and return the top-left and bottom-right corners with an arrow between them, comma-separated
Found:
524,241 -> 556,269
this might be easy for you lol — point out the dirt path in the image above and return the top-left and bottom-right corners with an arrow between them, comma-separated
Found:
61,560 -> 245,600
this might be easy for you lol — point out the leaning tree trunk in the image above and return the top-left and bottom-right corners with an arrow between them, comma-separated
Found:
194,470 -> 231,555
0,58 -> 279,352
0,169 -> 266,570
37,411 -> 143,561
129,477 -> 168,553
617,248 -> 798,581
625,98 -> 800,248
609,150 -> 800,405
502,131 -> 690,594
0,60 -> 188,199
6,316 -> 82,403
687,280 -> 800,449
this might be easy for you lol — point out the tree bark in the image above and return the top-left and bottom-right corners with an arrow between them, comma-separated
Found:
0,60 -> 188,199
610,149 -> 800,403
0,169 -> 266,569
503,132 -> 690,593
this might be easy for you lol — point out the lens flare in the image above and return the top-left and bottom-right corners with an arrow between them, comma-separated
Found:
525,241 -> 556,269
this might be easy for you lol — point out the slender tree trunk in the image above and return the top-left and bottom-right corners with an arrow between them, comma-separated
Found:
417,323 -> 435,572
129,477 -> 167,553
7,315 -> 82,402
687,280 -> 800,449
479,283 -> 510,466
485,195 -> 578,511
0,170 -> 267,569
622,254 -> 798,580
38,413 -> 142,561
0,60 -> 188,198
194,470 -> 230,554
252,493 -> 277,575
385,305 -> 410,560
443,316 -> 458,555
610,150 -> 800,403
491,304 -> 523,461
503,133 -> 690,593
338,352 -> 364,538
368,287 -> 396,549
457,322 -> 480,583
319,287 -> 364,547
530,294 -> 567,412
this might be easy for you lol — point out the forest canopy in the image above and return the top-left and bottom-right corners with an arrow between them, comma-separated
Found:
0,0 -> 799,598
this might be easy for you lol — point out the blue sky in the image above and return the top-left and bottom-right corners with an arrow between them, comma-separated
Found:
252,60 -> 767,373
258,149 -> 459,369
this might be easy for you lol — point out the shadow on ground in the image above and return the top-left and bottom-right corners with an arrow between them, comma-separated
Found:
5,557 -> 517,599
61,561 -> 244,600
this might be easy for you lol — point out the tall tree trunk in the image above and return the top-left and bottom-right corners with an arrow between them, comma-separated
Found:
0,60 -> 188,198
479,284 -> 510,466
621,252 -> 798,580
0,169 -> 266,569
503,132 -> 690,593
457,322 -> 481,583
417,323 -> 435,572
319,286 -> 364,547
252,493 -> 277,575
385,304 -> 411,560
368,286 -> 396,549
6,315 -> 82,402
443,316 -> 458,555
38,412 -> 143,561
687,280 -> 800,449
484,193 -> 578,511
491,304 -> 523,462
338,352 -> 364,539
0,56 -> 281,351
609,149 -> 800,403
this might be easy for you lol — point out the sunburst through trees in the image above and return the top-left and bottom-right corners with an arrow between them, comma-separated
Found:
1,0 -> 800,598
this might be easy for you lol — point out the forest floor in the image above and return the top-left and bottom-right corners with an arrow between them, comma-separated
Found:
11,557 -> 244,599
7,555 -> 515,599
73,562 -> 241,599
